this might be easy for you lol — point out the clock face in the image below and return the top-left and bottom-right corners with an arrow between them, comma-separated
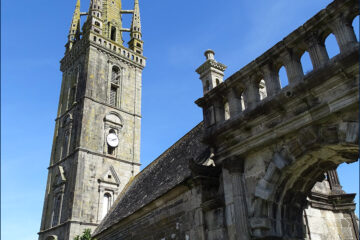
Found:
107,133 -> 119,148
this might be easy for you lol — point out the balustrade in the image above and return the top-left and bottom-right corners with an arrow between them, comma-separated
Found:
196,0 -> 359,127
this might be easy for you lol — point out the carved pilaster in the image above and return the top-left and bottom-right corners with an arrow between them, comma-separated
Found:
305,32 -> 329,69
244,78 -> 260,110
327,169 -> 345,194
282,49 -> 304,85
227,88 -> 243,116
331,16 -> 357,53
223,158 -> 250,240
262,63 -> 281,97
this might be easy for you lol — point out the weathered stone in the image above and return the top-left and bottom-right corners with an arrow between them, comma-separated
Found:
39,1 -> 359,240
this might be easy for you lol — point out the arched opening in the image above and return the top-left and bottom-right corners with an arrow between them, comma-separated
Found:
205,80 -> 210,92
352,15 -> 359,42
95,21 -> 100,27
111,27 -> 117,41
101,193 -> 112,219
278,66 -> 289,88
240,94 -> 246,111
45,235 -> 58,240
251,122 -> 359,239
224,101 -> 230,120
216,78 -> 220,86
258,79 -> 267,100
324,33 -> 340,59
300,51 -> 313,75
337,161 -> 359,204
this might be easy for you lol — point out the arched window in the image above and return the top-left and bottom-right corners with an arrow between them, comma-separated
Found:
353,15 -> 359,41
45,235 -> 58,240
279,66 -> 289,88
137,43 -> 142,48
110,67 -> 120,107
216,78 -> 220,86
241,95 -> 246,111
95,21 -> 100,27
111,27 -> 117,41
300,51 -> 313,75
205,80 -> 210,91
101,193 -> 112,219
224,101 -> 230,120
259,79 -> 267,100
324,33 -> 340,59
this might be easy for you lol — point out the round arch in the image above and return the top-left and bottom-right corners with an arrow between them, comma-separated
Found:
45,235 -> 58,240
250,121 -> 359,239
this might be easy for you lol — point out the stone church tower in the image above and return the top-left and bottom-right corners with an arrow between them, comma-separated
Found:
38,1 -> 145,239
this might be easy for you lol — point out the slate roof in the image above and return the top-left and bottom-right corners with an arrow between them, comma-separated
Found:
94,122 -> 209,235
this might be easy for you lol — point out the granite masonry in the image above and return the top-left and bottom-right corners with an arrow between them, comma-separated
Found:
39,0 -> 359,240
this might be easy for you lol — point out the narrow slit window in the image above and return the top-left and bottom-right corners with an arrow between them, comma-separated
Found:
52,195 -> 62,227
68,86 -> 76,109
111,27 -> 116,41
62,130 -> 70,159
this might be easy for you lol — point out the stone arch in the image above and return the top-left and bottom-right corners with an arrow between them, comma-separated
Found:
45,235 -> 58,240
104,112 -> 123,127
250,121 -> 359,239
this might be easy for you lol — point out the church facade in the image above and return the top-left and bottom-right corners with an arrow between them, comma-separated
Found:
39,0 -> 359,240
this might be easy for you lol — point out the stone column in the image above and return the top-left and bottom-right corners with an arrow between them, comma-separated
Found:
189,185 -> 206,240
327,169 -> 344,194
227,88 -> 243,116
282,49 -> 304,85
262,63 -> 281,97
331,16 -> 357,53
244,78 -> 260,110
223,159 -> 250,240
306,32 -> 329,70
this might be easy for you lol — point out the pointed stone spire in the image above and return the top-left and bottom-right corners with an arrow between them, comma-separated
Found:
128,0 -> 143,54
68,0 -> 81,50
131,0 -> 141,40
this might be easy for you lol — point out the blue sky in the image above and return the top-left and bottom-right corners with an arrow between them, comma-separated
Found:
1,0 -> 359,240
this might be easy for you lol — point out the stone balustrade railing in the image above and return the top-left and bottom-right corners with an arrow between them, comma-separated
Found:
90,32 -> 146,67
61,31 -> 146,72
196,0 -> 358,128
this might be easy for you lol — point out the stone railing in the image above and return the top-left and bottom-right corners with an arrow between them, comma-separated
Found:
90,32 -> 146,67
196,0 -> 358,128
61,31 -> 146,71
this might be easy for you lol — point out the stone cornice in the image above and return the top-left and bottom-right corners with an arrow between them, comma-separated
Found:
48,147 -> 141,170
206,48 -> 358,161
55,95 -> 142,122
196,59 -> 227,75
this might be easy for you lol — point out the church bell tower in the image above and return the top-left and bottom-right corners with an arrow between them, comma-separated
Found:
38,1 -> 145,239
